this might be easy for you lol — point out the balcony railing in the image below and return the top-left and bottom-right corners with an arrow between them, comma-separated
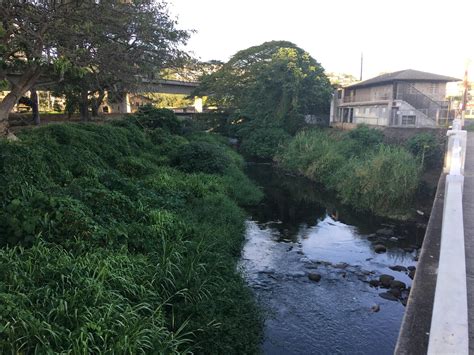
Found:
342,94 -> 390,103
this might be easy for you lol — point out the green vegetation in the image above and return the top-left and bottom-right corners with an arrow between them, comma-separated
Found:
0,0 -> 189,126
465,124 -> 474,132
276,126 -> 421,218
194,41 -> 333,140
0,107 -> 263,353
240,127 -> 291,160
405,132 -> 443,170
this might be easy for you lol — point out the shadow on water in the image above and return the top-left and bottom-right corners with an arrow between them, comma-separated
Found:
241,163 -> 427,355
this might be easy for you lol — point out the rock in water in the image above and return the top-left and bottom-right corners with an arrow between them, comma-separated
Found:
334,262 -> 349,269
371,304 -> 380,312
379,292 -> 399,302
389,265 -> 407,272
388,288 -> 401,298
374,244 -> 387,253
379,274 -> 395,288
308,273 -> 321,282
369,279 -> 380,288
376,228 -> 394,236
390,280 -> 406,290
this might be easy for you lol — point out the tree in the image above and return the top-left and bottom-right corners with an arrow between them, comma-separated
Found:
194,41 -> 333,134
0,0 -> 189,132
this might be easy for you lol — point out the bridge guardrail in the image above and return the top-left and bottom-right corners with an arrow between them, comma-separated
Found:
427,119 -> 468,354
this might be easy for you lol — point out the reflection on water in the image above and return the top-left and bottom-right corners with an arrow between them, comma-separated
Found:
240,164 -> 426,355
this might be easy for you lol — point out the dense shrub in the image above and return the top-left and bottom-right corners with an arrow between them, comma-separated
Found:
406,132 -> 443,169
240,127 -> 291,160
0,122 -> 262,353
173,141 -> 232,174
277,128 -> 421,217
130,105 -> 182,133
344,124 -> 384,156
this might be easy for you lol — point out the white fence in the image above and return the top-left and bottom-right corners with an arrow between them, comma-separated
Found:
428,119 -> 468,354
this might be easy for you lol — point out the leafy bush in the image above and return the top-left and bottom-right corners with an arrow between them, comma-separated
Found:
344,124 -> 384,156
406,132 -> 443,169
348,124 -> 384,146
173,141 -> 232,174
130,105 -> 182,133
0,121 -> 263,353
240,127 -> 291,160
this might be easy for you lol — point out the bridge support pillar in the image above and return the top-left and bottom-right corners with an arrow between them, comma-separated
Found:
119,93 -> 131,114
193,97 -> 203,113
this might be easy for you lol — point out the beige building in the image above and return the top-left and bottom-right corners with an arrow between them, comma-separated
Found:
330,69 -> 460,127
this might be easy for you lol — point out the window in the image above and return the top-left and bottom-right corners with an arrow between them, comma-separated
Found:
429,83 -> 439,95
402,115 -> 416,125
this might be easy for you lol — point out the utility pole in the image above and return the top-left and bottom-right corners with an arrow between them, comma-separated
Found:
360,52 -> 363,81
461,60 -> 470,127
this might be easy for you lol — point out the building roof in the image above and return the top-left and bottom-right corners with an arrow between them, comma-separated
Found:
346,69 -> 461,88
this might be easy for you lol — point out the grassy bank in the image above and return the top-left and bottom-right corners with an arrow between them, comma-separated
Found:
276,126 -> 426,218
0,110 -> 263,353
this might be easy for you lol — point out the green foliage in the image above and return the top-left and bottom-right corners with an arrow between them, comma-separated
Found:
1,0 -> 190,122
0,121 -> 262,353
173,141 -> 232,174
406,132 -> 443,169
338,146 -> 420,214
277,128 -> 421,217
194,41 -> 333,136
346,124 -> 384,154
130,105 -> 182,133
0,243 -> 192,354
240,127 -> 291,160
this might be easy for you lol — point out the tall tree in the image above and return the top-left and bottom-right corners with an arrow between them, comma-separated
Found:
195,41 -> 333,134
0,0 -> 189,133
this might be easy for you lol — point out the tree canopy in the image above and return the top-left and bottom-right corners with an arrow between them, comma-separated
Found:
0,0 -> 189,131
195,41 -> 332,134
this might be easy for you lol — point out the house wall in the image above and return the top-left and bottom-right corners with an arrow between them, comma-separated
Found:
353,104 -> 391,126
370,84 -> 393,101
408,82 -> 447,102
345,84 -> 393,102
391,100 -> 437,127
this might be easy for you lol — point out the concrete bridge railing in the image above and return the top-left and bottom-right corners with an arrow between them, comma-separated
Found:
428,118 -> 468,354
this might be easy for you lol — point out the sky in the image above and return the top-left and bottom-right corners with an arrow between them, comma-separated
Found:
168,0 -> 474,81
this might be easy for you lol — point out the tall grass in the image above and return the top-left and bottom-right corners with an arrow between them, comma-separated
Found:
276,127 -> 421,218
0,111 -> 263,353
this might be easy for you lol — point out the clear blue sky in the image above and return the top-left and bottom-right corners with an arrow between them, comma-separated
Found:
168,0 -> 473,80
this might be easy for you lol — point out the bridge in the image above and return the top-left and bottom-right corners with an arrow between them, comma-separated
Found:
118,78 -> 203,113
5,73 -> 203,113
396,119 -> 472,354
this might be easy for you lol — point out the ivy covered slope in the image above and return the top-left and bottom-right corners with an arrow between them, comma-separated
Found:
0,108 -> 263,354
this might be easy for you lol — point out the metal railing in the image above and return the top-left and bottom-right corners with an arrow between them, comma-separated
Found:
396,83 -> 448,119
427,119 -> 468,354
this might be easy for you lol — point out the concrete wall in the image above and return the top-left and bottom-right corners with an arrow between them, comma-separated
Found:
392,100 -> 437,127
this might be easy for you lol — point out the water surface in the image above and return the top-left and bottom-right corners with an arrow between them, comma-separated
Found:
240,164 -> 425,355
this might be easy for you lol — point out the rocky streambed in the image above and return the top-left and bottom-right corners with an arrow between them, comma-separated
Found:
240,164 -> 426,355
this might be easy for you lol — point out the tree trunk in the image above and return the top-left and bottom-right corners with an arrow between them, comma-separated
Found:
91,90 -> 105,118
0,93 -> 18,135
30,88 -> 40,125
79,89 -> 89,121
0,65 -> 42,135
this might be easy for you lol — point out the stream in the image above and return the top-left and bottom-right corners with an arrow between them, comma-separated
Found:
239,164 -> 426,355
